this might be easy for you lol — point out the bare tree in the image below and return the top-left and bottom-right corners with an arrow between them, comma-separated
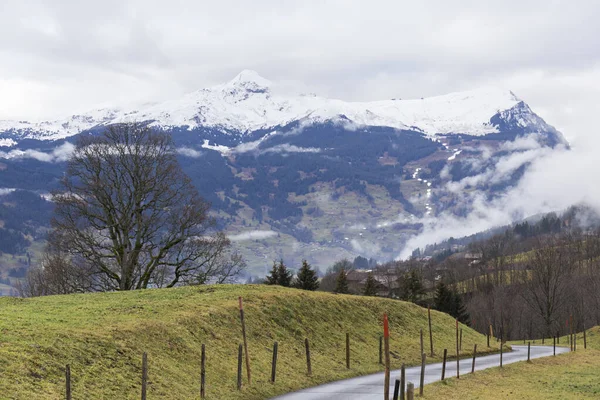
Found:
521,235 -> 574,337
50,123 -> 242,291
17,250 -> 94,296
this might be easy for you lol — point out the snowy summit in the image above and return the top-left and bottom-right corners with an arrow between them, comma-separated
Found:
0,71 -> 550,142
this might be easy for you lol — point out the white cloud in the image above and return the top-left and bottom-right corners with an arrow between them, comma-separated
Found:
0,141 -> 75,162
264,144 -> 321,154
350,238 -> 381,257
0,188 -> 16,196
500,135 -> 543,151
177,147 -> 203,158
0,139 -> 17,147
228,230 -> 277,241
52,142 -> 76,161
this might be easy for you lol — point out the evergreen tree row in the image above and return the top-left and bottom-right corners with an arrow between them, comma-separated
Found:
264,259 -> 319,291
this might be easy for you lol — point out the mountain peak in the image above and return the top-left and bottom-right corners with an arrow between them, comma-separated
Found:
224,70 -> 272,91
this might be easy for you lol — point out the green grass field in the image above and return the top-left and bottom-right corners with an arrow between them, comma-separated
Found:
424,327 -> 600,399
0,285 -> 492,399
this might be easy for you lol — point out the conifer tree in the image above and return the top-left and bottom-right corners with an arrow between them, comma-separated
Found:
433,282 -> 453,311
453,291 -> 471,325
294,260 -> 319,291
433,282 -> 470,324
363,272 -> 378,296
276,259 -> 293,287
265,261 -> 279,285
334,267 -> 349,294
399,269 -> 425,303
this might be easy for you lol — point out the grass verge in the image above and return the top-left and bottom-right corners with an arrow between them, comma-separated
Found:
424,326 -> 600,399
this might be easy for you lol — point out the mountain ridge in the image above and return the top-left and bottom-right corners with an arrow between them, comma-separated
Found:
0,71 -> 564,145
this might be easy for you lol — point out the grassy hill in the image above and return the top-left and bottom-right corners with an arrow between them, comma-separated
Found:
424,327 -> 600,399
0,285 -> 493,399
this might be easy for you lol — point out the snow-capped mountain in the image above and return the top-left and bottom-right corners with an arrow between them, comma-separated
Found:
0,70 -> 568,277
0,70 -> 560,143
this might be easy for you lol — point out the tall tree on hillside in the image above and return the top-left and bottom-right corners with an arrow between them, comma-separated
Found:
399,269 -> 425,303
434,282 -> 470,324
294,260 -> 319,291
48,123 -> 243,291
521,235 -> 574,336
434,282 -> 453,312
265,262 -> 279,285
276,259 -> 293,287
452,290 -> 471,325
334,268 -> 349,294
363,272 -> 378,296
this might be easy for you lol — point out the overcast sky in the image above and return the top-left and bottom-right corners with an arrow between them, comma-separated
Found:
2,0 -> 600,144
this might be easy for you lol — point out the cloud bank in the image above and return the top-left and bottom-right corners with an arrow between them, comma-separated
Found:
399,133 -> 598,258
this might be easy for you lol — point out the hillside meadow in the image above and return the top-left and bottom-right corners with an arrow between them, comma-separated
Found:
0,285 -> 492,399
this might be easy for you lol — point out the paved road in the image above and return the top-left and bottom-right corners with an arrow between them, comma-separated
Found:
272,345 -> 569,400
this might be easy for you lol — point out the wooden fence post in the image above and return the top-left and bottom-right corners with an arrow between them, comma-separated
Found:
239,297 -> 252,385
407,382 -> 414,400
459,328 -> 463,352
527,342 -> 531,362
456,320 -> 460,379
420,329 -> 424,358
471,344 -> 477,373
65,364 -> 71,400
200,344 -> 206,399
393,379 -> 400,400
384,314 -> 391,400
271,342 -> 278,383
305,338 -> 312,376
584,329 -> 587,349
419,353 -> 426,397
428,306 -> 434,357
570,314 -> 574,352
400,364 -> 406,400
487,333 -> 490,348
379,335 -> 383,365
142,352 -> 148,400
441,349 -> 447,381
500,337 -> 503,368
346,333 -> 350,369
553,336 -> 556,356
237,344 -> 243,391
569,332 -> 572,351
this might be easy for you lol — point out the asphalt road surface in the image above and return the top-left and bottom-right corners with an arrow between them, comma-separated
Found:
272,345 -> 569,400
